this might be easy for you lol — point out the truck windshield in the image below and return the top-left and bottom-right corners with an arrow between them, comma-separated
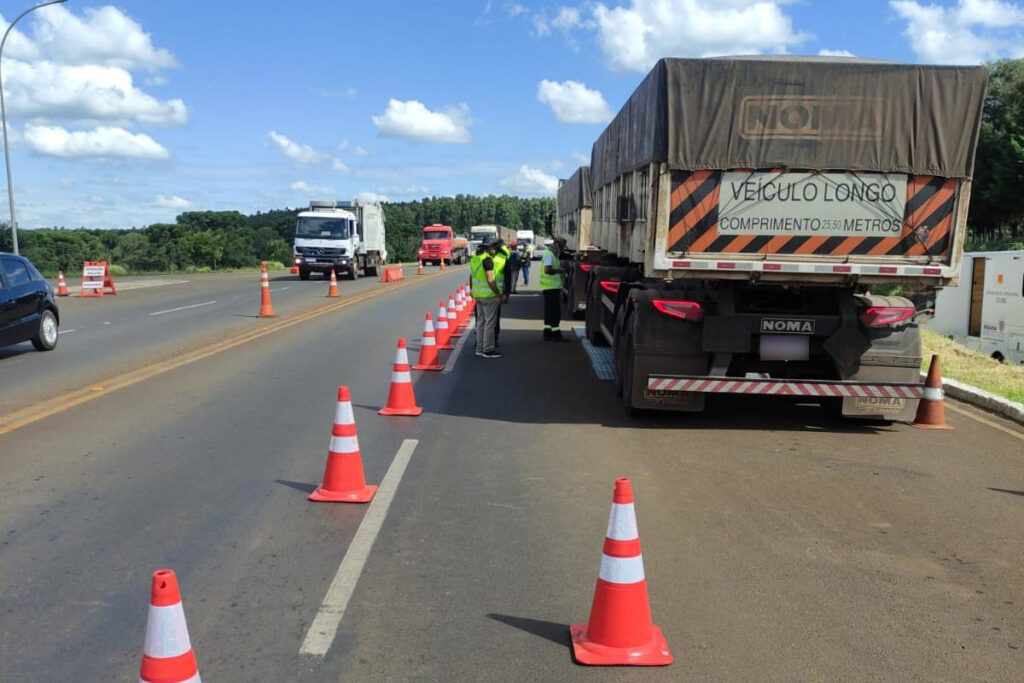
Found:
423,230 -> 449,240
295,217 -> 350,239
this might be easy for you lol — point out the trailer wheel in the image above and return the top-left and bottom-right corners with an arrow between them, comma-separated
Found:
365,265 -> 378,277
613,307 -> 630,396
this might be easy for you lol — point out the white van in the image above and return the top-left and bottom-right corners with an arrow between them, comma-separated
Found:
931,250 -> 1024,364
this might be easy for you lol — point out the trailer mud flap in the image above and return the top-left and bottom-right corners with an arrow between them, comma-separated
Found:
842,396 -> 918,421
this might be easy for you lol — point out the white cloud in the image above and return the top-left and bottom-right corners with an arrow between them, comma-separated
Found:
353,146 -> 370,156
592,0 -> 808,72
4,61 -> 187,126
337,139 -> 350,150
891,0 -> 1024,63
500,165 -> 559,196
537,79 -> 613,123
332,158 -> 349,172
378,184 -> 430,197
372,99 -> 472,143
290,181 -> 336,197
24,125 -> 170,159
551,6 -> 582,29
316,86 -> 357,99
31,5 -> 178,70
356,190 -> 389,203
818,49 -> 856,57
155,195 -> 192,209
571,150 -> 590,165
268,131 -> 329,164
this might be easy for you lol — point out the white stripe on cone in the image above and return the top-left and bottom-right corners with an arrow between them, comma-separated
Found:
598,553 -> 646,584
395,347 -> 409,365
334,400 -> 355,426
422,336 -> 436,347
329,435 -> 360,453
924,387 -> 942,401
143,603 -> 193,658
605,503 -> 639,541
391,371 -> 412,383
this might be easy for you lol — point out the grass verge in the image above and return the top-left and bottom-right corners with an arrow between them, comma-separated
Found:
921,329 -> 1024,404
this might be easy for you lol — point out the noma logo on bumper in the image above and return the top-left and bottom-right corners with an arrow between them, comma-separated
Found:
740,96 -> 885,140
761,318 -> 815,334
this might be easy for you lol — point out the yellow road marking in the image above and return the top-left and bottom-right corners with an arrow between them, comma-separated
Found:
0,271 -> 455,437
945,401 -> 1024,443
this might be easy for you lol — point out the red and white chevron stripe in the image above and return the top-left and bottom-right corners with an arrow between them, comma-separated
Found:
646,376 -> 923,399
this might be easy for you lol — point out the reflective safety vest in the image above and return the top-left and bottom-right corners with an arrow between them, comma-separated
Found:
539,249 -> 561,290
492,247 -> 509,294
470,254 -> 495,298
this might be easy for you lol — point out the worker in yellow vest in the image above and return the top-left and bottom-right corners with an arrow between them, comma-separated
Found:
540,237 -> 568,341
469,236 -> 507,358
492,242 -> 510,349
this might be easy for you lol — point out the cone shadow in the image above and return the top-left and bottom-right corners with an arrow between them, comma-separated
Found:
989,487 -> 1024,497
486,613 -> 571,647
274,479 -> 317,494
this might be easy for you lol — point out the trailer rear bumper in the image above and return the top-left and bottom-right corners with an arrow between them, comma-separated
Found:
646,375 -> 923,420
646,375 -> 924,399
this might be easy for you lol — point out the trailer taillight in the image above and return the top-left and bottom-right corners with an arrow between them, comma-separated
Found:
599,280 -> 620,294
859,306 -> 914,327
579,263 -> 592,272
652,300 -> 703,322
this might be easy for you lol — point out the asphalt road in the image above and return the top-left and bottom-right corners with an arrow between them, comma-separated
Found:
1,271 -> 1021,682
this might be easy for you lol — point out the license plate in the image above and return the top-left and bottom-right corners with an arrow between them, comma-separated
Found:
759,335 -> 809,361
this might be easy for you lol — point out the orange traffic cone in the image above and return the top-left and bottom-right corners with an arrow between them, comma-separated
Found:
446,295 -> 462,338
379,338 -> 423,416
309,386 -> 377,502
56,270 -> 68,297
290,264 -> 299,274
454,289 -> 467,328
435,301 -> 453,350
417,260 -> 425,275
913,354 -> 952,430
259,262 -> 274,317
440,259 -> 447,271
140,569 -> 201,683
571,478 -> 673,666
327,269 -> 339,297
413,313 -> 444,371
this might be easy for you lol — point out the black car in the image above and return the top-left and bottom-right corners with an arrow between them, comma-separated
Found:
0,252 -> 59,351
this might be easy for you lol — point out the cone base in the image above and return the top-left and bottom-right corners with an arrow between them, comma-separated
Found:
438,343 -> 455,350
570,623 -> 673,666
308,484 -> 377,503
912,422 -> 952,430
413,363 -> 445,371
378,406 -> 424,416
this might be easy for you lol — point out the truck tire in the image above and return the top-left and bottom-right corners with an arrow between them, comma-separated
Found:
365,265 -> 378,277
31,308 -> 59,351
299,268 -> 310,281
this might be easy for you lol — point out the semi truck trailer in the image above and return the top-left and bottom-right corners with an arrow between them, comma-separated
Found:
293,200 -> 387,280
560,57 -> 988,419
557,166 -> 597,317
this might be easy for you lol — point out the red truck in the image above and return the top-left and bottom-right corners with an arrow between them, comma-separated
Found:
418,224 -> 468,266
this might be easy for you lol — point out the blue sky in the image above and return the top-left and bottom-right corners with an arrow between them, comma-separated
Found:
2,0 -> 1023,229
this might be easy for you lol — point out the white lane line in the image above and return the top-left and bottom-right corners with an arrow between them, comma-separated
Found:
58,329 -> 77,335
149,300 -> 218,316
271,286 -> 291,292
443,317 -> 473,374
300,438 -> 419,657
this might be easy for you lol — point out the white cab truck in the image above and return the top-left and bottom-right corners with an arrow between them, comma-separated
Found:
931,251 -> 1024,364
516,229 -> 536,255
468,224 -> 516,253
562,57 -> 988,419
292,200 -> 386,280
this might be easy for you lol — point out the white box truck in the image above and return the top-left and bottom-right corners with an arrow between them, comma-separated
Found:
293,200 -> 386,280
931,251 -> 1024,364
563,57 -> 988,419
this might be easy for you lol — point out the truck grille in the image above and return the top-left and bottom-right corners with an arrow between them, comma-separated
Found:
296,246 -> 345,257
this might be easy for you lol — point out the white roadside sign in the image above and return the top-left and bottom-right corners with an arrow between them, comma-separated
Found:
718,172 -> 907,238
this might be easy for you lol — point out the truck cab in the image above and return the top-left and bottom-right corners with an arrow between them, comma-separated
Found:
418,224 -> 460,266
293,200 -> 386,280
